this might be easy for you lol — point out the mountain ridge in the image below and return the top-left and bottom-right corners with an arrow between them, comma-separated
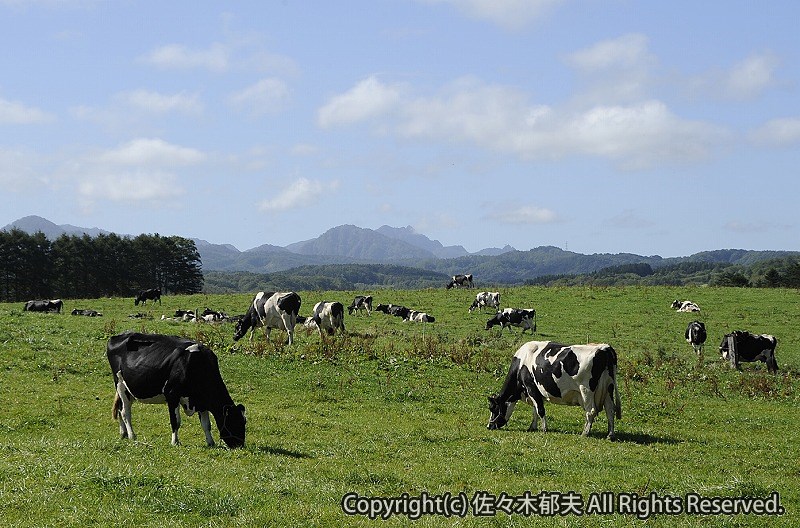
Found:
4,215 -> 799,284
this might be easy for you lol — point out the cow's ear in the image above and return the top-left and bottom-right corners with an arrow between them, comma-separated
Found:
238,404 -> 246,419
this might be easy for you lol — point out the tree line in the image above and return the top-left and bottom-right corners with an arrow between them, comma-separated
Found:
0,229 -> 203,303
526,258 -> 800,288
203,264 -> 450,293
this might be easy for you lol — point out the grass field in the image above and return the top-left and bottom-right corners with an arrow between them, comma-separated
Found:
1,286 -> 798,527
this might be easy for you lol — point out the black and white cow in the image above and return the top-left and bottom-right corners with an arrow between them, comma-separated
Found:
469,291 -> 500,313
23,299 -> 63,313
135,288 -> 162,306
719,331 -> 778,374
685,320 -> 707,358
308,301 -> 346,336
446,274 -> 474,289
487,341 -> 621,440
233,291 -> 301,345
486,308 -> 536,333
671,300 -> 700,312
348,295 -> 373,316
107,332 -> 246,447
72,308 -> 102,317
200,308 -> 227,321
375,303 -> 411,319
406,310 -> 435,323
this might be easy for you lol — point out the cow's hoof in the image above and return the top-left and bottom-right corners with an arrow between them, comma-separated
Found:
607,434 -> 616,441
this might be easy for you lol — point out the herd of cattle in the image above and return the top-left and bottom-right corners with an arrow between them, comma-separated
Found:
17,279 -> 781,448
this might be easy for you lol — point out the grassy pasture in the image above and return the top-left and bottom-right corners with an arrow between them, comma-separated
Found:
0,286 -> 798,527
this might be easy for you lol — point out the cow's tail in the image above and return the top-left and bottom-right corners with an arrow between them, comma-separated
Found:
608,345 -> 622,420
112,391 -> 121,420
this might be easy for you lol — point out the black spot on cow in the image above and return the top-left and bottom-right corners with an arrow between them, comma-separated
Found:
589,346 -> 616,392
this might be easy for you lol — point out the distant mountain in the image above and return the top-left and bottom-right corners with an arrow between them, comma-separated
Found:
376,225 -> 470,258
2,215 -> 111,239
474,244 -> 516,257
286,224 -> 437,261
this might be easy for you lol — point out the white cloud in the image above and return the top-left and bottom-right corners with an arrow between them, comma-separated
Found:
0,96 -> 54,124
725,54 -> 779,100
750,117 -> 800,146
116,90 -> 203,116
686,53 -> 779,101
78,170 -> 185,206
567,33 -> 652,73
259,178 -> 340,212
318,76 -> 404,128
140,43 -> 229,72
93,138 -> 205,167
565,34 -> 655,104
228,78 -> 289,116
420,0 -> 563,30
487,205 -> 559,225
67,139 -> 206,207
394,79 -> 727,168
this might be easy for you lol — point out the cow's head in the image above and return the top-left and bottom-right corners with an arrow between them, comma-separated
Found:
485,315 -> 501,330
219,403 -> 247,448
233,319 -> 247,341
445,280 -> 454,289
487,395 -> 514,429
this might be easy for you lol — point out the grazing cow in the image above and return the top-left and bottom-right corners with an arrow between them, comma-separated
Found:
375,303 -> 411,319
469,292 -> 500,313
107,332 -> 246,447
446,274 -> 474,289
135,288 -> 162,306
719,331 -> 778,374
487,341 -> 621,440
71,308 -> 102,317
233,291 -> 301,345
486,308 -> 536,333
308,301 -> 346,336
406,310 -> 435,323
348,295 -> 373,316
24,299 -> 63,313
685,321 -> 707,358
671,300 -> 700,312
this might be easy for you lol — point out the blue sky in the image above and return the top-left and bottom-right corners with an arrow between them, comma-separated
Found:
1,1 -> 798,257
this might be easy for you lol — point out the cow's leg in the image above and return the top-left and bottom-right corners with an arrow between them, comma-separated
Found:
604,386 -> 616,441
527,393 -> 546,432
280,314 -> 294,345
115,377 -> 135,440
167,399 -> 182,446
579,386 -> 597,437
198,411 -> 215,447
766,351 -> 778,374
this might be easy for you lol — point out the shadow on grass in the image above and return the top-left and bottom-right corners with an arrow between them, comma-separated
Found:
611,431 -> 681,445
253,445 -> 313,459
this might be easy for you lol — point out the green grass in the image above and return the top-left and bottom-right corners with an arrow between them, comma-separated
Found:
0,286 -> 798,526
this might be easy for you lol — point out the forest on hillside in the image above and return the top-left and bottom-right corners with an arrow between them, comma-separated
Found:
0,229 -> 203,302
527,258 -> 800,288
